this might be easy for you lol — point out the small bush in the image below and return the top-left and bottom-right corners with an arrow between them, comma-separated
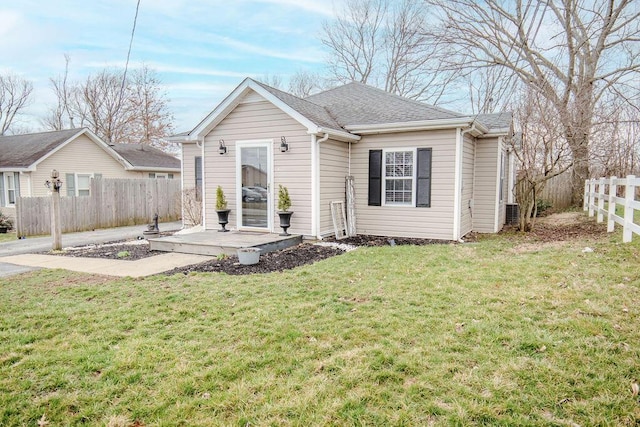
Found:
535,199 -> 552,217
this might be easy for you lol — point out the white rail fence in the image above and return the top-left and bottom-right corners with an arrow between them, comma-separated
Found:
583,175 -> 640,243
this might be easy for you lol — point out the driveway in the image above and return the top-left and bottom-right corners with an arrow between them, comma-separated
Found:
0,221 -> 183,278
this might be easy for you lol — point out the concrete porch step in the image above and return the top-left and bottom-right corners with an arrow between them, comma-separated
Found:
148,230 -> 302,257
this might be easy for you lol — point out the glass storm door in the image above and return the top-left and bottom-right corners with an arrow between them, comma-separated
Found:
238,143 -> 270,229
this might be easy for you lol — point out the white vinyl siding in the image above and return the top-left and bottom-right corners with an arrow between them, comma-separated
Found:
201,91 -> 312,235
460,133 -> 475,237
319,139 -> 350,236
352,129 -> 457,240
473,137 -> 501,232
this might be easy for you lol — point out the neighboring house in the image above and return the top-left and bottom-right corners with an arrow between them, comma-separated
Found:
0,128 -> 180,220
172,78 -> 514,240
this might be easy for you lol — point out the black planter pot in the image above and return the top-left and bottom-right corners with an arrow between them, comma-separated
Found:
0,227 -> 7,234
277,211 -> 293,236
216,209 -> 231,232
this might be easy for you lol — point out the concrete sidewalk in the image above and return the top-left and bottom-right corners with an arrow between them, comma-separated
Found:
0,221 -> 203,278
0,221 -> 183,257
1,252 -> 212,278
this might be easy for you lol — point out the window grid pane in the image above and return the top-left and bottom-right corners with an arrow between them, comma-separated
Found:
384,150 -> 413,205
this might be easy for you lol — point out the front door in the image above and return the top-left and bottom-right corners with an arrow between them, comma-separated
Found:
237,142 -> 271,230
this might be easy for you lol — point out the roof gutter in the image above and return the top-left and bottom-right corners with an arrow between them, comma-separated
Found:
346,117 -> 488,135
0,167 -> 34,173
126,166 -> 181,173
310,127 -> 360,142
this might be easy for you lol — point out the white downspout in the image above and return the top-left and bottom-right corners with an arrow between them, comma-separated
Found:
507,146 -> 515,204
494,137 -> 504,232
456,124 -> 476,240
199,136 -> 206,229
311,133 -> 329,239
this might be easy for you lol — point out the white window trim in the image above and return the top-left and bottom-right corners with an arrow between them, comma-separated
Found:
75,173 -> 94,196
5,173 -> 16,206
235,139 -> 274,232
382,148 -> 416,207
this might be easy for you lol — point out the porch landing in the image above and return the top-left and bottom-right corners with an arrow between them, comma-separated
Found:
148,230 -> 302,256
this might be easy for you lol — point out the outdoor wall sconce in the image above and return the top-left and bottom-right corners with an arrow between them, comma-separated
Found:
45,169 -> 63,192
219,139 -> 227,155
280,136 -> 289,152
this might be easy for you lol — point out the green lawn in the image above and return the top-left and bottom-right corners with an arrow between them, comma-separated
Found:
1,232 -> 639,426
0,230 -> 17,243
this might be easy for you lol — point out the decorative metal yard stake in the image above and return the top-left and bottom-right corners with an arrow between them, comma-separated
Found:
45,169 -> 63,251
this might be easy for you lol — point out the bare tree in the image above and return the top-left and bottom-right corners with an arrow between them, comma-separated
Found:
590,97 -> 640,178
76,68 -> 133,143
44,64 -> 174,148
426,0 -> 640,205
258,74 -> 283,90
0,73 -> 33,135
512,87 -> 573,230
126,65 -> 174,148
288,70 -> 326,98
42,54 -> 74,131
321,0 -> 456,103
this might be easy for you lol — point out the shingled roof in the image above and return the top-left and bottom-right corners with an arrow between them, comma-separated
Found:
177,78 -> 512,140
0,128 -> 84,169
109,144 -> 180,170
305,82 -> 464,126
254,81 -> 344,133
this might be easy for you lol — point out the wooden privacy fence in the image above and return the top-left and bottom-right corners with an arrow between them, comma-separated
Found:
583,175 -> 640,243
539,172 -> 573,210
15,178 -> 181,237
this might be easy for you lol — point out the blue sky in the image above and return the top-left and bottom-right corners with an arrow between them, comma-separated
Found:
0,0 -> 344,133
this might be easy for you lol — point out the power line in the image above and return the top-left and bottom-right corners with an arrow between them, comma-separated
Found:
118,0 -> 141,110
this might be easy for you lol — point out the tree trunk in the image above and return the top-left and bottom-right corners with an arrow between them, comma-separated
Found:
568,138 -> 590,207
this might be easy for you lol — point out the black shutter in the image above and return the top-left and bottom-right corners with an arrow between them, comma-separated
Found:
0,173 -> 5,206
195,156 -> 203,201
368,150 -> 382,206
416,148 -> 432,207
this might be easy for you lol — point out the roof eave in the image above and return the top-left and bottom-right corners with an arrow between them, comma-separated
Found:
480,128 -> 512,138
0,167 -> 34,172
126,166 -> 181,173
345,117 -> 478,135
167,134 -> 196,143
312,127 -> 361,142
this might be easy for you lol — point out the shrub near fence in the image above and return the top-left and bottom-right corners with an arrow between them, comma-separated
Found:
16,178 -> 181,237
583,175 -> 640,243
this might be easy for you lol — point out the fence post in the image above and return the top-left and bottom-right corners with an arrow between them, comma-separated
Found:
583,180 -> 589,211
588,179 -> 596,217
623,175 -> 635,243
597,178 -> 605,223
607,176 -> 617,232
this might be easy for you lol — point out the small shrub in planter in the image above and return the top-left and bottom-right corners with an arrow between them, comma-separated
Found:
277,185 -> 293,236
215,185 -> 230,232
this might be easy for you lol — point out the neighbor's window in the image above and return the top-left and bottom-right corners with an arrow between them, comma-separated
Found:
77,174 -> 91,196
6,174 -> 16,205
384,150 -> 414,205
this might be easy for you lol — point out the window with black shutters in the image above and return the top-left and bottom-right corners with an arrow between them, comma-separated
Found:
368,148 -> 431,208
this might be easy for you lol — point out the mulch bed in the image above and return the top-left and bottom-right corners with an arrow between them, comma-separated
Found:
48,214 -> 609,275
500,217 -> 609,242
